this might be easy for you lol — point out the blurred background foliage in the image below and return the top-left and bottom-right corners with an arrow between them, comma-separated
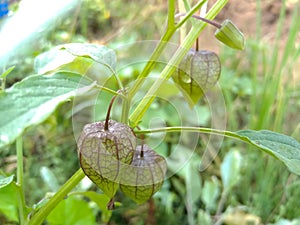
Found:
1,0 -> 300,224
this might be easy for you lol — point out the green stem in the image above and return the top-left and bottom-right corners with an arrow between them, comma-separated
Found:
127,29 -> 175,101
94,84 -> 122,97
177,13 -> 222,29
175,0 -> 207,28
135,126 -> 238,139
135,126 -> 261,153
28,169 -> 85,225
127,0 -> 207,102
105,95 -> 117,130
129,0 -> 228,126
168,0 -> 176,29
121,94 -> 130,124
16,137 -> 26,225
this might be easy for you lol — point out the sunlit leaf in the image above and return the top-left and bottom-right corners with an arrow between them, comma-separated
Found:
61,43 -> 117,68
236,130 -> 300,175
0,175 -> 14,189
0,72 -> 95,148
0,183 -> 18,222
34,43 -> 117,74
201,177 -> 220,212
197,209 -> 213,225
40,167 -> 60,192
72,191 -> 113,223
0,66 -> 15,79
220,149 -> 242,191
47,196 -> 96,225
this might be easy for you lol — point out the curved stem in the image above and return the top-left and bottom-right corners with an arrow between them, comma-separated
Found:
94,83 -> 122,97
127,1 -> 223,127
127,0 -> 186,101
127,0 -> 207,102
177,13 -> 222,29
27,169 -> 85,225
175,0 -> 208,29
105,95 -> 118,130
66,52 -> 124,90
135,126 -> 239,139
127,29 -> 175,101
129,0 -> 229,127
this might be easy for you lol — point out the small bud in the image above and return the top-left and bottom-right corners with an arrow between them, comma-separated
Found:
214,19 -> 245,50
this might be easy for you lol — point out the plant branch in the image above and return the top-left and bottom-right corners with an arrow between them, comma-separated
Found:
175,0 -> 207,29
27,169 -> 85,225
129,0 -> 229,126
177,13 -> 222,29
105,95 -> 118,130
127,0 -> 209,103
135,126 -> 237,139
135,126 -> 258,152
121,91 -> 130,124
127,29 -> 175,101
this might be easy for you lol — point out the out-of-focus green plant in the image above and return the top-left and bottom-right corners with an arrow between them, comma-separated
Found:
1,0 -> 300,225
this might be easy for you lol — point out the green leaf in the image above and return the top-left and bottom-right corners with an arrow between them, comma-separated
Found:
0,72 -> 95,148
40,167 -> 60,192
236,130 -> 300,175
0,175 -> 14,189
185,160 -> 202,225
34,43 -> 117,74
201,177 -> 220,212
220,149 -> 242,192
0,183 -> 19,222
61,43 -> 117,68
267,218 -> 300,225
72,191 -> 113,223
197,209 -> 213,225
47,196 -> 96,225
1,66 -> 15,79
34,49 -> 88,74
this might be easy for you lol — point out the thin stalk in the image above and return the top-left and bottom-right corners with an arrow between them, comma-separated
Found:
104,95 -> 117,130
178,0 -> 187,44
94,83 -> 122,97
121,94 -> 130,124
129,0 -> 229,126
175,0 -> 207,29
135,126 -> 237,139
127,28 -> 175,100
27,169 -> 85,225
126,0 -> 178,101
176,13 -> 222,29
16,137 -> 26,225
105,95 -> 118,130
135,126 -> 273,154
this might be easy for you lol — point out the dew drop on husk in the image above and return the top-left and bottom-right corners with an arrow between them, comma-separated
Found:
172,49 -> 221,106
